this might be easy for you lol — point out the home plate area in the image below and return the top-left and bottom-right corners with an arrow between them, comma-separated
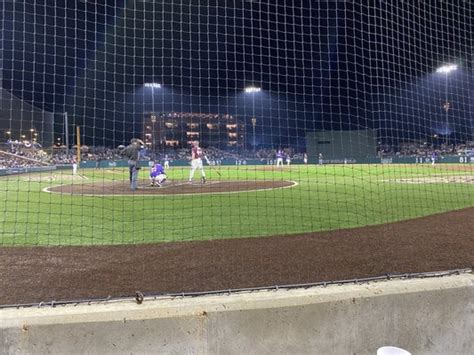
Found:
46,179 -> 297,196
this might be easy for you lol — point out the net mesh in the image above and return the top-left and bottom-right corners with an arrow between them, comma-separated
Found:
0,0 -> 472,303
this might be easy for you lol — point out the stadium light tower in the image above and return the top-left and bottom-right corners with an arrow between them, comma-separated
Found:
244,86 -> 261,151
436,64 -> 457,145
150,113 -> 157,154
145,83 -> 162,154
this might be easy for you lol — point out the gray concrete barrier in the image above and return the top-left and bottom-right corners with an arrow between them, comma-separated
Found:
1,274 -> 472,354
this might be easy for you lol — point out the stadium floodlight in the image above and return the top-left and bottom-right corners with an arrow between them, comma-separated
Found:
144,83 -> 162,88
436,65 -> 458,145
244,87 -> 261,151
144,84 -> 161,154
244,86 -> 261,93
436,64 -> 458,74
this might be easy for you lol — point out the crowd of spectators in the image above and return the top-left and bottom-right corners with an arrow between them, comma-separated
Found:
0,141 -> 51,168
1,139 -> 473,169
0,144 -> 301,168
152,147 -> 305,163
378,142 -> 474,158
0,156 -> 40,169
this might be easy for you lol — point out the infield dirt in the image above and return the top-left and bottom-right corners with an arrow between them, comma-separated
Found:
45,179 -> 295,195
0,207 -> 472,305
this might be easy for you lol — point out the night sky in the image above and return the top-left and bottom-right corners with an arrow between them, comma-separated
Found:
0,0 -> 472,147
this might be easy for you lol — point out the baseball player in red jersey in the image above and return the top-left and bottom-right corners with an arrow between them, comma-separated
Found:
189,141 -> 206,184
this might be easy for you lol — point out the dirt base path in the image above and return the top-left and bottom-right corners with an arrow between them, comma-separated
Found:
1,207 -> 473,305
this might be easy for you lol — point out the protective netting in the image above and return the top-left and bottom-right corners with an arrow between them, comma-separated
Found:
0,1 -> 472,304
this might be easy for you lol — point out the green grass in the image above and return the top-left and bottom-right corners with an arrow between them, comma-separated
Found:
0,164 -> 473,246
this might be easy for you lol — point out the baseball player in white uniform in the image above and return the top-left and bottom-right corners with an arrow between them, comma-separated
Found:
72,159 -> 78,175
276,149 -> 284,167
189,141 -> 206,184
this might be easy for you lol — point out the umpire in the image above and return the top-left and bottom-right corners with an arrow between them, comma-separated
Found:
121,138 -> 144,190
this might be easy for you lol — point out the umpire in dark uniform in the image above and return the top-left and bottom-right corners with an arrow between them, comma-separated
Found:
121,138 -> 144,190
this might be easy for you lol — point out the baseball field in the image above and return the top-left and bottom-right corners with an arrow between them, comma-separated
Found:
1,163 -> 473,246
1,162 -> 473,305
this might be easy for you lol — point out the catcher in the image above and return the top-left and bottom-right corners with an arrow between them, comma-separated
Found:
150,161 -> 167,187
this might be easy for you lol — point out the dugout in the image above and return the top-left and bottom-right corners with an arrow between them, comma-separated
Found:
306,130 -> 377,160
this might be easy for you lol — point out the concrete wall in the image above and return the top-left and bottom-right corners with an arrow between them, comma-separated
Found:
1,274 -> 473,355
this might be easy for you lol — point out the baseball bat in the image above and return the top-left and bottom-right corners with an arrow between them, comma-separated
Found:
205,156 -> 221,176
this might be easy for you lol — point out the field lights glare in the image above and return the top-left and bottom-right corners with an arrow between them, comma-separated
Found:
144,83 -> 162,88
244,86 -> 261,93
436,64 -> 458,74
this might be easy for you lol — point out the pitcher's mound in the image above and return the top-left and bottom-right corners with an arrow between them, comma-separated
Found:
45,180 -> 297,196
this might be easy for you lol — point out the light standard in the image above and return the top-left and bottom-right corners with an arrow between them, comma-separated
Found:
29,128 -> 35,142
244,86 -> 261,152
251,117 -> 257,152
150,113 -> 157,155
436,64 -> 457,146
145,83 -> 162,154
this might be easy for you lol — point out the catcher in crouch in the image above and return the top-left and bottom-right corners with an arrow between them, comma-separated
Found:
150,161 -> 167,187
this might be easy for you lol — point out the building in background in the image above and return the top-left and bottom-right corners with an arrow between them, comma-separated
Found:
142,112 -> 245,150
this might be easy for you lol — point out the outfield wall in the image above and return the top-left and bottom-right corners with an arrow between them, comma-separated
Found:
76,154 -> 474,169
1,274 -> 472,354
0,155 -> 472,177
306,129 -> 377,159
0,165 -> 56,176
